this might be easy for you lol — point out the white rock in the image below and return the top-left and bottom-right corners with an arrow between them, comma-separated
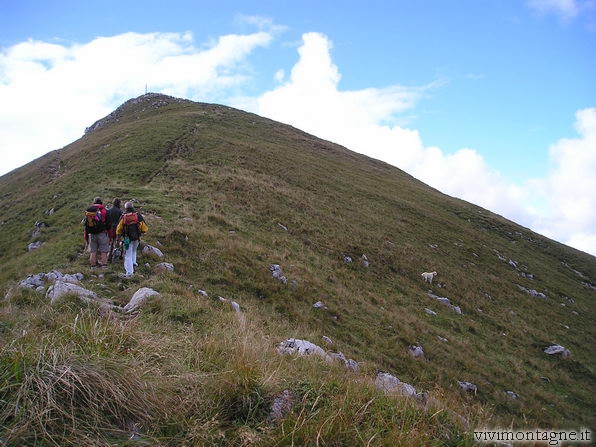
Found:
457,381 -> 478,394
155,262 -> 174,272
375,372 -> 418,398
122,287 -> 160,313
322,335 -> 334,345
505,390 -> 518,399
544,345 -> 571,358
313,301 -> 325,308
142,244 -> 164,257
424,308 -> 437,316
437,336 -> 449,343
408,345 -> 425,359
45,281 -> 98,305
27,241 -> 43,251
277,338 -> 326,358
198,289 -> 209,297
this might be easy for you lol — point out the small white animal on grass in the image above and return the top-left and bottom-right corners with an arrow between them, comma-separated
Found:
422,271 -> 438,284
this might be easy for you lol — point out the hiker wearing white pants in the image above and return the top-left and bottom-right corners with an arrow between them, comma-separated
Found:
116,201 -> 148,278
124,240 -> 139,276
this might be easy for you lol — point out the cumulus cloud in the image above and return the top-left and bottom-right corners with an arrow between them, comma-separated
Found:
533,108 -> 596,253
0,30 -> 272,175
249,32 -> 596,255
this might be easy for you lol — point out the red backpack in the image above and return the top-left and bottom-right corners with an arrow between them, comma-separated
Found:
84,205 -> 107,234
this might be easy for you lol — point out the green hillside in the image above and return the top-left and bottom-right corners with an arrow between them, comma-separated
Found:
1,93 -> 594,446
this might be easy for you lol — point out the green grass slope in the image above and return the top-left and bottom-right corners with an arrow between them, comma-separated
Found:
1,93 -> 594,445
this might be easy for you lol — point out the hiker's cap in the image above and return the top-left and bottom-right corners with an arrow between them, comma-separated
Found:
93,197 -> 103,204
124,201 -> 134,210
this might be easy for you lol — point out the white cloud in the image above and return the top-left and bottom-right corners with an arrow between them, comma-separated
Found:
1,29 -> 594,256
0,30 -> 273,175
247,32 -> 596,255
526,0 -> 580,21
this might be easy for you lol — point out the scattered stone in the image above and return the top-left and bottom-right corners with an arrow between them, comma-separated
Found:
45,281 -> 98,305
122,287 -> 160,313
520,272 -> 534,280
267,389 -> 294,424
437,336 -> 449,343
18,271 -> 84,291
428,293 -> 462,314
277,338 -> 326,358
582,281 -> 596,291
218,296 -> 241,312
326,351 -> 360,373
277,222 -> 288,232
27,241 -> 43,251
343,256 -> 352,263
322,335 -> 334,345
198,289 -> 209,297
142,244 -> 164,258
46,208 -> 55,215
424,308 -> 437,316
517,284 -> 547,299
269,264 -> 288,284
457,381 -> 478,394
312,300 -> 326,309
360,254 -> 369,268
508,259 -> 518,269
155,262 -> 174,273
46,271 -> 84,283
375,372 -> 419,399
544,345 -> 571,358
408,345 -> 425,359
505,391 -> 519,399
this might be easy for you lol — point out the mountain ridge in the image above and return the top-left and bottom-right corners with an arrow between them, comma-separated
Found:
1,93 -> 594,444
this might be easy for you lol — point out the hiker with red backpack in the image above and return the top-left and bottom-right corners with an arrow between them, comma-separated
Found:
116,201 -> 148,278
83,197 -> 109,268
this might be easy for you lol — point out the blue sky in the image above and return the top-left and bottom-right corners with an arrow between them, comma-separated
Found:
1,0 -> 595,254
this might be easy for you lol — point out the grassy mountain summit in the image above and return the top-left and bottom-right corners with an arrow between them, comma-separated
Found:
1,93 -> 594,445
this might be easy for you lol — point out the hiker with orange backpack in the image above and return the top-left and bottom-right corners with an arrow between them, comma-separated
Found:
83,197 -> 109,268
116,201 -> 148,277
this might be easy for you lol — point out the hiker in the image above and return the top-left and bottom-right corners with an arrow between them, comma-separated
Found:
84,197 -> 109,268
116,201 -> 148,277
107,198 -> 123,262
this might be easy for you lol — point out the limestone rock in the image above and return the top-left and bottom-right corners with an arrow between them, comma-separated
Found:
218,296 -> 241,312
544,344 -> 571,358
269,264 -> 287,284
122,287 -> 160,313
424,308 -> 437,316
408,345 -> 425,359
375,372 -> 418,398
277,338 -> 326,358
142,244 -> 164,258
457,381 -> 478,394
45,281 -> 98,305
27,241 -> 43,251
155,262 -> 174,273
505,390 -> 519,399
